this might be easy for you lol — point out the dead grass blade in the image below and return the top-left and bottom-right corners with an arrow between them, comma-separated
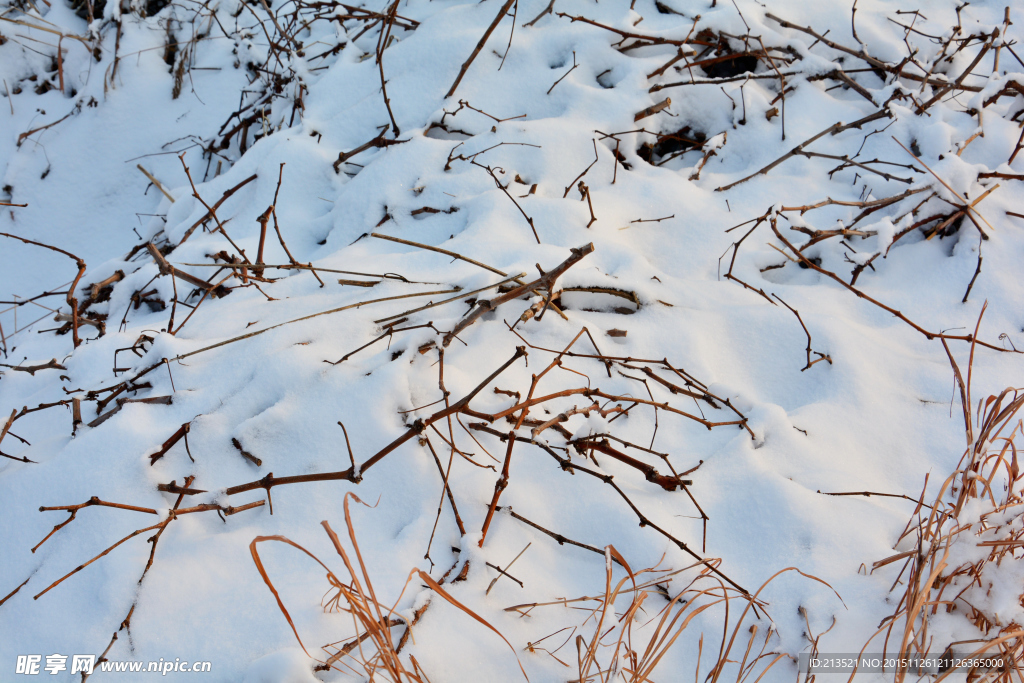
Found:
248,534 -> 342,659
250,493 -> 527,681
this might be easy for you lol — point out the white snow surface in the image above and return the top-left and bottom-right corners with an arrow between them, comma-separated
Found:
1,0 -> 1023,680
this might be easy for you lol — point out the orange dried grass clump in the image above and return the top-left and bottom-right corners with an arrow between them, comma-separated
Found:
862,308 -> 1024,683
249,492 -> 527,681
507,547 -> 841,683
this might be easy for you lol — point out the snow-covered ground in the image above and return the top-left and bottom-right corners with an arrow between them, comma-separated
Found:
2,0 -> 1024,679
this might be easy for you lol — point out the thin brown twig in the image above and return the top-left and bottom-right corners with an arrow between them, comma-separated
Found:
223,347 -> 527,497
547,51 -> 577,94
494,504 -> 624,565
716,109 -> 892,192
376,0 -> 401,135
446,0 -> 517,98
766,215 -> 1013,353
474,161 -> 541,243
0,233 -> 87,347
442,243 -> 593,346
563,140 -> 599,198
0,577 -> 30,608
772,294 -> 833,371
179,173 -> 258,245
479,431 -> 516,546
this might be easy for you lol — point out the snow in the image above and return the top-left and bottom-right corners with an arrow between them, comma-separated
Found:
2,0 -> 1024,679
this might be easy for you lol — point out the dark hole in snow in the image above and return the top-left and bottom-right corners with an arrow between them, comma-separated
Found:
424,123 -> 472,141
555,287 -> 640,314
411,206 -> 458,219
164,35 -> 177,68
92,286 -> 115,304
637,126 -> 706,164
70,0 -> 106,20
613,148 -> 632,171
391,349 -> 404,361
701,54 -> 759,79
930,213 -> 965,239
798,257 -> 822,269
655,0 -> 684,14
147,0 -> 171,15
